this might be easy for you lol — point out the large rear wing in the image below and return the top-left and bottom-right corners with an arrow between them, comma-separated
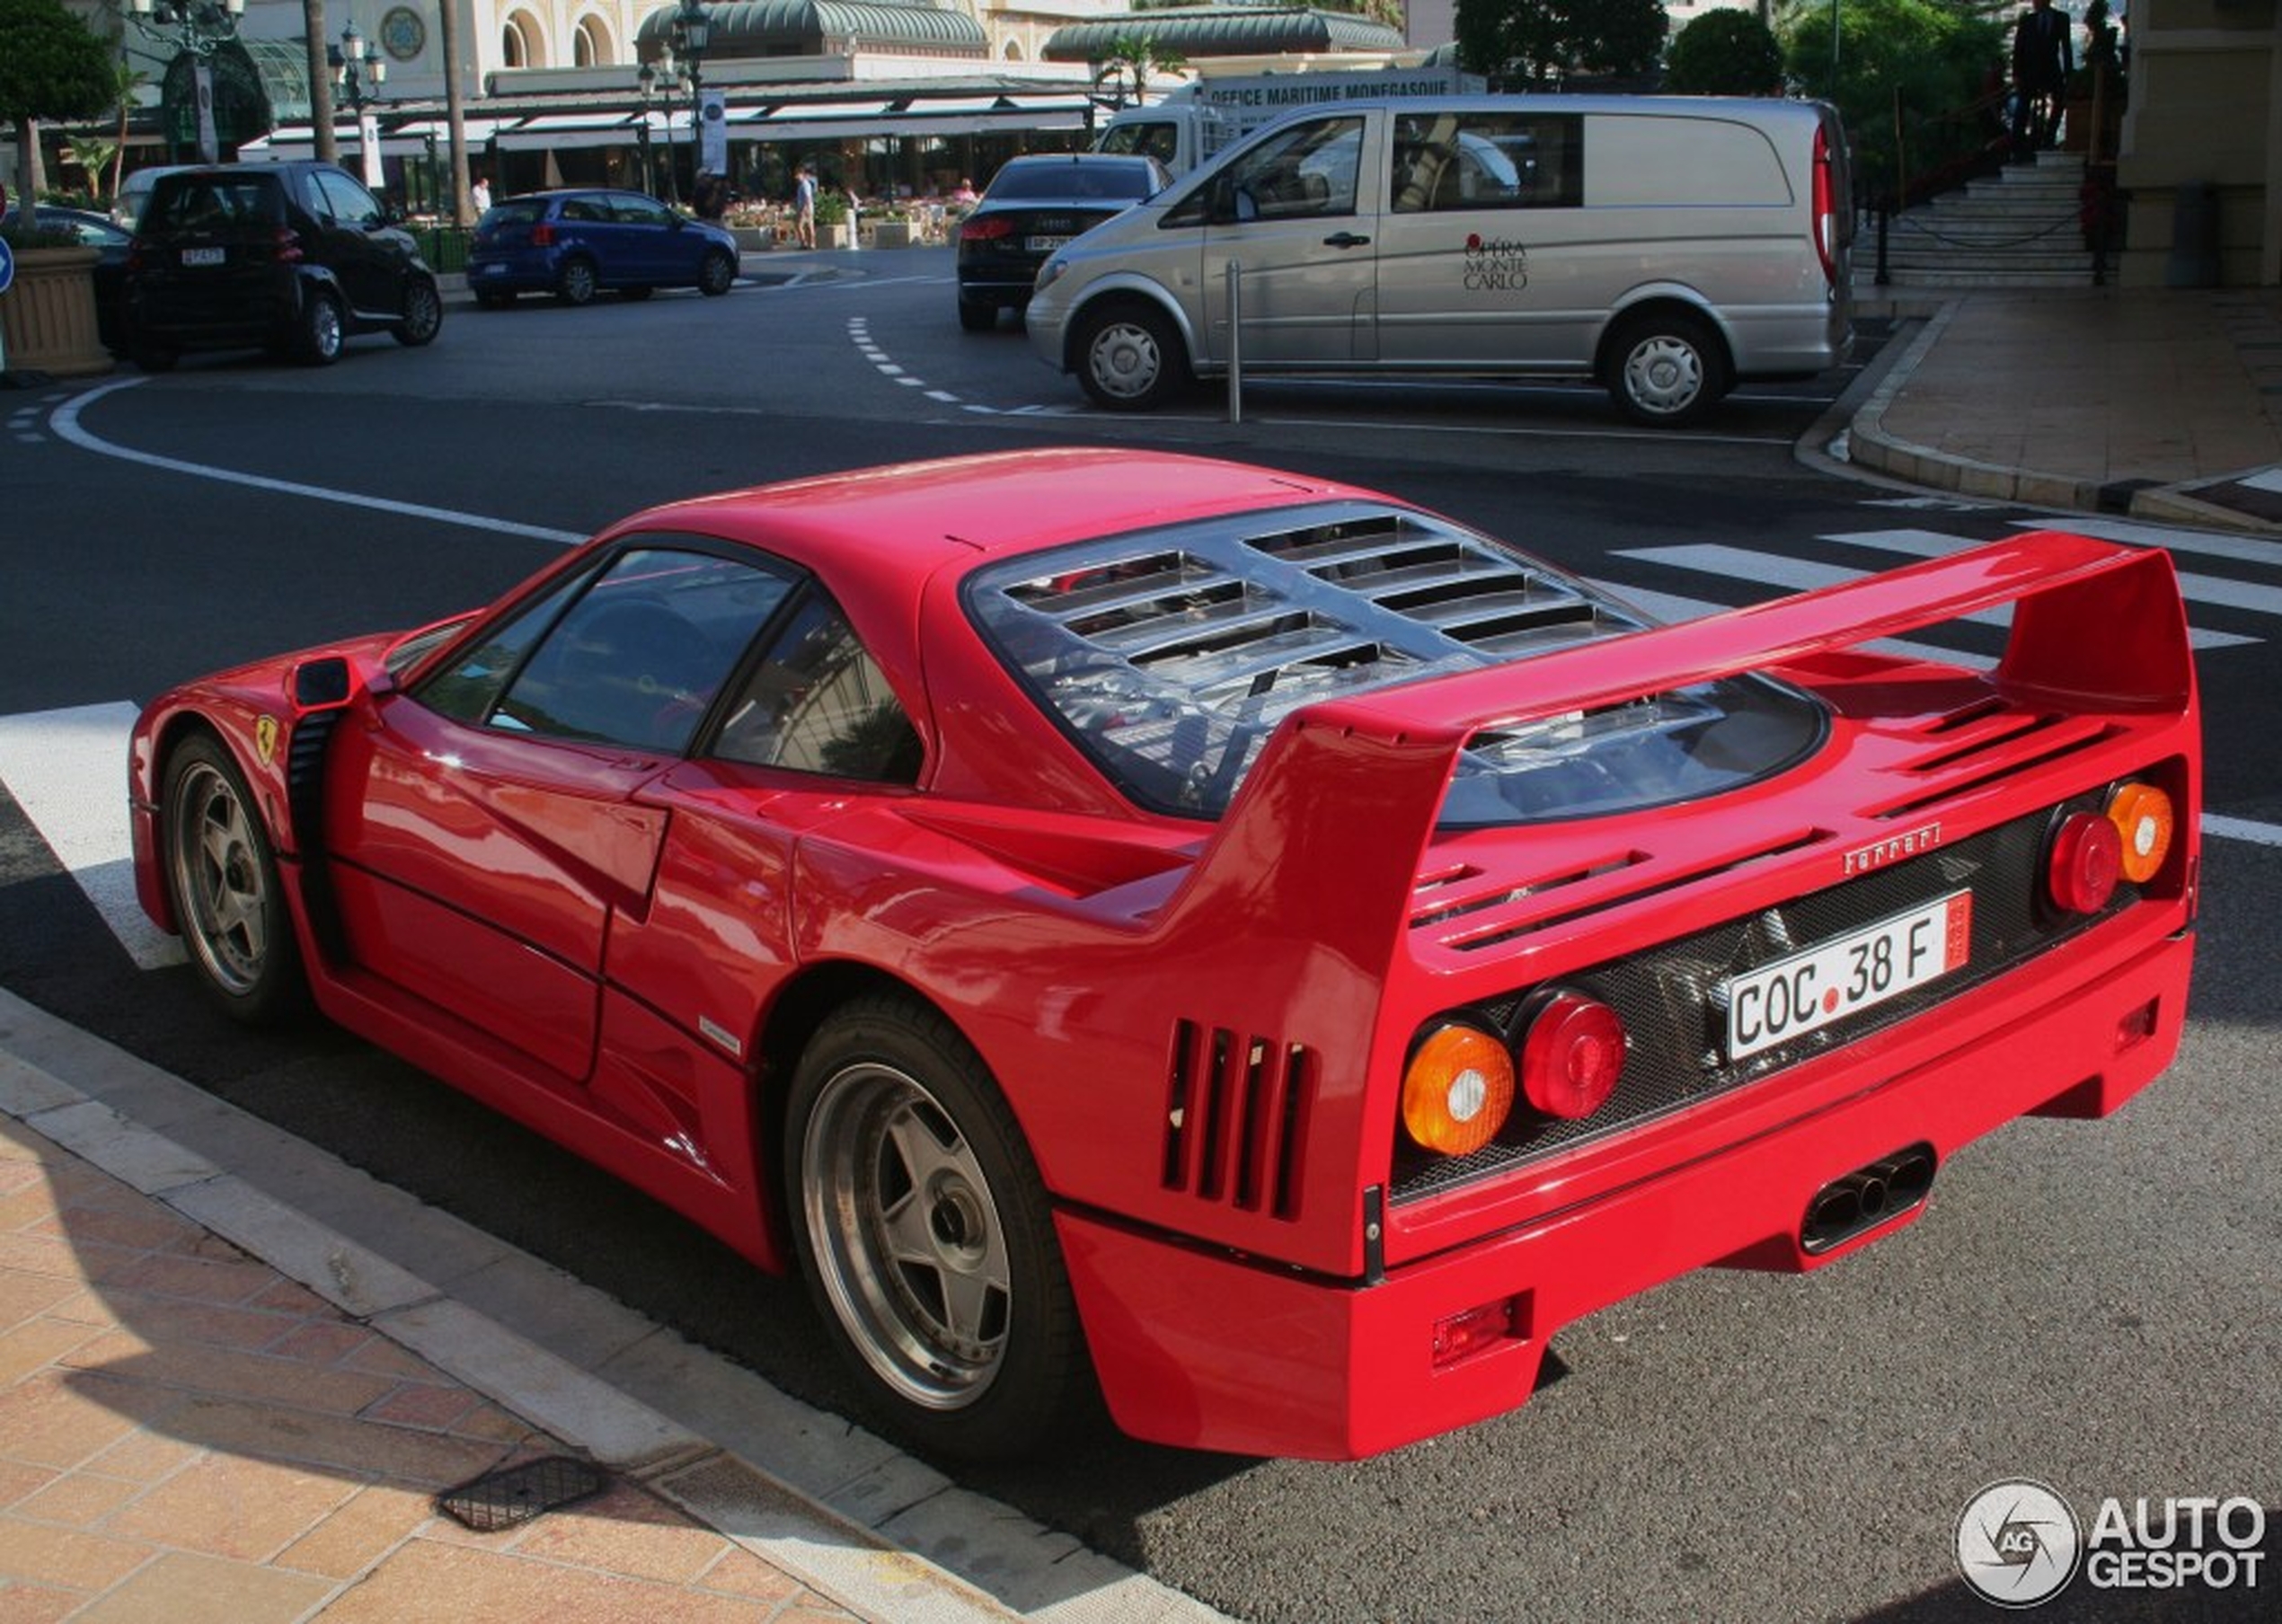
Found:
1152,532 -> 2195,968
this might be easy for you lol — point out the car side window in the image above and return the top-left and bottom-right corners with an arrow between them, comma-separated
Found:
610,193 -> 674,227
1221,117 -> 1363,223
414,570 -> 596,726
1391,112 -> 1584,214
711,590 -> 923,785
311,168 -> 386,227
561,196 -> 606,223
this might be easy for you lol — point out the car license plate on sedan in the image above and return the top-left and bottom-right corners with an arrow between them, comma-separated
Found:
1025,234 -> 1072,254
1723,891 -> 1972,1061
181,246 -> 225,267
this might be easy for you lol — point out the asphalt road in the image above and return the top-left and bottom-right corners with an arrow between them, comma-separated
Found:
2,254 -> 2275,1622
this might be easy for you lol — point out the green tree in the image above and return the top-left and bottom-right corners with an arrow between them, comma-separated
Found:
0,0 -> 114,214
1454,0 -> 1667,88
1666,10 -> 1787,95
1779,0 -> 2003,201
1093,31 -> 1190,108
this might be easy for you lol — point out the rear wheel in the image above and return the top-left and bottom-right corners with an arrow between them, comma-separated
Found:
1075,299 -> 1188,411
696,249 -> 737,296
161,734 -> 305,1025
392,275 -> 443,346
1605,310 -> 1729,428
294,289 -> 344,366
555,258 -> 598,306
785,996 -> 1091,1460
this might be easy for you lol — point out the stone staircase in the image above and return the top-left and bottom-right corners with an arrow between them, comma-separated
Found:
1856,151 -> 2096,291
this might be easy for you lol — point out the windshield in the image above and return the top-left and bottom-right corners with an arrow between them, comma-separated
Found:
966,502 -> 1826,825
985,161 -> 1161,203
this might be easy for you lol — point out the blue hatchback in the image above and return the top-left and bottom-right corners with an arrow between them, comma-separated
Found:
467,188 -> 740,306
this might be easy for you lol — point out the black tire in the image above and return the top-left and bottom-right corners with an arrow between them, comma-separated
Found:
696,249 -> 737,296
556,258 -> 599,306
392,275 -> 444,347
1074,299 -> 1188,411
956,297 -> 997,333
619,285 -> 655,302
294,289 -> 345,366
784,995 -> 1091,1460
133,340 -> 179,373
161,733 -> 306,1025
1605,310 -> 1729,428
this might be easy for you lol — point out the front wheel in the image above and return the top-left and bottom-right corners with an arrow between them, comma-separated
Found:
1605,311 -> 1729,428
696,249 -> 737,296
1074,300 -> 1189,411
393,275 -> 443,347
162,734 -> 305,1024
785,997 -> 1091,1459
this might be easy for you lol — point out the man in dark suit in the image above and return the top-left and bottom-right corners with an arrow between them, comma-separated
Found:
2012,0 -> 2075,154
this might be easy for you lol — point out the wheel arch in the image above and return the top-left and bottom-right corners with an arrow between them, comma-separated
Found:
1593,290 -> 1736,384
1059,277 -> 1200,375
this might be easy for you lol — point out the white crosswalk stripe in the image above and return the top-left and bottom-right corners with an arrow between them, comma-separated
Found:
0,703 -> 183,969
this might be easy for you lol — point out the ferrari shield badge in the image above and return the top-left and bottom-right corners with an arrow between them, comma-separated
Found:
253,715 -> 280,766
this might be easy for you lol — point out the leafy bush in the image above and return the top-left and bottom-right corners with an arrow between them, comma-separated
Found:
1666,12 -> 1786,97
1780,0 -> 2004,201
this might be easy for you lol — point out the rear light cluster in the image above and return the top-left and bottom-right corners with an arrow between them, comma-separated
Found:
960,216 -> 1014,243
531,222 -> 556,247
1810,125 -> 1838,288
1402,992 -> 1627,1157
2044,779 -> 2178,915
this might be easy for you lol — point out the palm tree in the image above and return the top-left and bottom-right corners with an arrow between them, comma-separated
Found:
107,57 -> 145,198
1094,31 -> 1187,110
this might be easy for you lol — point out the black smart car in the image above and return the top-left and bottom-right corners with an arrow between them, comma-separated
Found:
124,161 -> 443,369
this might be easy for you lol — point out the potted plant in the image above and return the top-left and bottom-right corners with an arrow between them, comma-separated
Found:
1,0 -> 117,378
812,188 -> 851,250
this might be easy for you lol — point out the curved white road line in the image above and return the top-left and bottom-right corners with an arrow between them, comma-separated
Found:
51,377 -> 586,545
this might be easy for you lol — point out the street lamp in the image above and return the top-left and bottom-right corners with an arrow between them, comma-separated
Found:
669,0 -> 711,180
654,52 -> 685,203
126,0 -> 244,57
329,21 -> 387,188
636,63 -> 658,198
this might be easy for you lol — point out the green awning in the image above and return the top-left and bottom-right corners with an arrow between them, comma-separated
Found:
634,0 -> 987,59
1042,7 -> 1407,64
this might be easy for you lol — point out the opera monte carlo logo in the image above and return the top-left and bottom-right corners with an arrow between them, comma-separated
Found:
1956,1478 -> 2268,1609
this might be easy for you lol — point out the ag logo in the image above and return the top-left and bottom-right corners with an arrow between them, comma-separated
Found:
1957,1478 -> 2083,1608
253,715 -> 280,767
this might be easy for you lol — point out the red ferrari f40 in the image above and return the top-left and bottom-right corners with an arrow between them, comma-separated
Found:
129,451 -> 2199,1460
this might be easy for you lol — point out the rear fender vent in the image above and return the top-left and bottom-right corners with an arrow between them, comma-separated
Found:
1873,719 -> 2122,821
1162,1020 -> 1311,1220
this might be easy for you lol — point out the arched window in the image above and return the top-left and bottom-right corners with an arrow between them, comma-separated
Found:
501,11 -> 545,69
1002,40 -> 1023,61
575,14 -> 615,68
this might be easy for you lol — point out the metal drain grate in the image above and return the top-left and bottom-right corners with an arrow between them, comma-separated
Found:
435,1454 -> 608,1531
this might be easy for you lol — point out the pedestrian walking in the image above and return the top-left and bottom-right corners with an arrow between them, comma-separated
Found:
2010,0 -> 2074,155
470,173 -> 492,215
793,164 -> 817,250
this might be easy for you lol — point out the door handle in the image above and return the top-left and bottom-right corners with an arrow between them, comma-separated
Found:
1322,232 -> 1372,250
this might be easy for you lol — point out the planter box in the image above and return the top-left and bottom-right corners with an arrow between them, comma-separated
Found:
871,220 -> 916,249
0,246 -> 112,379
730,225 -> 774,252
817,222 -> 852,250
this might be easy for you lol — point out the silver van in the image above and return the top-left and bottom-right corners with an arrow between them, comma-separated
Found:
1025,95 -> 1853,427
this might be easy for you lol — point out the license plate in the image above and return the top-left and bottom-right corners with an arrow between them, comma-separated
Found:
181,246 -> 225,267
477,262 -> 503,275
1025,234 -> 1071,254
1722,891 -> 1972,1062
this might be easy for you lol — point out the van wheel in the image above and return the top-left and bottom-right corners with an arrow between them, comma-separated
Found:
1075,301 -> 1187,411
1606,312 -> 1728,428
294,290 -> 345,366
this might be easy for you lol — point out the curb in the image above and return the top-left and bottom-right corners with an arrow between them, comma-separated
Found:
0,985 -> 1231,1624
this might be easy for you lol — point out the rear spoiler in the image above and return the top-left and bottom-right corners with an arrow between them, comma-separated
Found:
1150,532 -> 2194,968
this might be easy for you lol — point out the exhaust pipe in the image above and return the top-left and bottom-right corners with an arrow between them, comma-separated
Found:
1802,1143 -> 1937,1254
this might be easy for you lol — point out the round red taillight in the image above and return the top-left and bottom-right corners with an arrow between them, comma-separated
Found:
2047,809 -> 2123,914
1519,992 -> 1626,1120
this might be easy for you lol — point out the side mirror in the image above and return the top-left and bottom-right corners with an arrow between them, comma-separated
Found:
291,655 -> 391,709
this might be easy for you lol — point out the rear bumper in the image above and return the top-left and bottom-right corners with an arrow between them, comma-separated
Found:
1057,927 -> 2192,1460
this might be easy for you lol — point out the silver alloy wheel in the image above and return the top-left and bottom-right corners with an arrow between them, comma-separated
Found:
698,249 -> 735,296
801,1060 -> 1012,1409
558,259 -> 597,304
395,278 -> 443,344
1620,331 -> 1705,419
167,758 -> 270,995
304,293 -> 343,363
1084,314 -> 1164,404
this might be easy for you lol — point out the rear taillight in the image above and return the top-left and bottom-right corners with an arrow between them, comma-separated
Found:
1401,1025 -> 1515,1157
532,222 -> 555,247
1811,125 -> 1838,287
2046,809 -> 2122,914
960,216 -> 1014,243
2105,781 -> 2176,884
272,227 -> 304,264
1519,992 -> 1626,1120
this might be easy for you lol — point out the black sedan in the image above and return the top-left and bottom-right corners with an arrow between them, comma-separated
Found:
954,154 -> 1169,331
2,205 -> 132,351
